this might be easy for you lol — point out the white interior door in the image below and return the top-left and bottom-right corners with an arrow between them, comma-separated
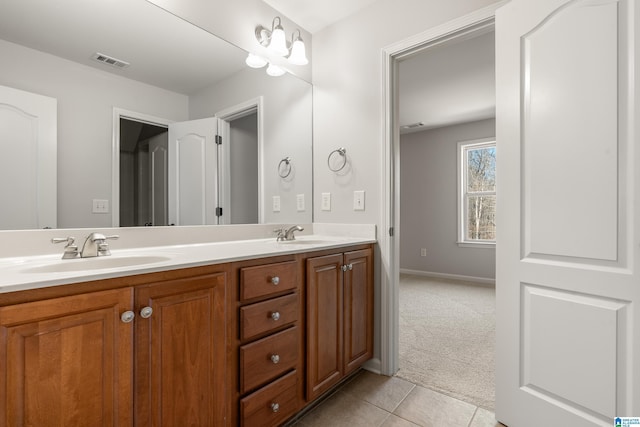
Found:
168,118 -> 218,225
496,0 -> 639,426
0,85 -> 57,229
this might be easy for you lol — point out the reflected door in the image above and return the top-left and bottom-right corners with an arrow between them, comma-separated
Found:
0,85 -> 56,229
168,118 -> 219,225
496,0 -> 639,425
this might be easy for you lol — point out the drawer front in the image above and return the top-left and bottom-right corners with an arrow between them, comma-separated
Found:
240,293 -> 299,341
240,326 -> 298,393
240,370 -> 298,427
240,261 -> 297,301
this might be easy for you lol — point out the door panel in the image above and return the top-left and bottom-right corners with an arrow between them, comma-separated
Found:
168,118 -> 218,225
0,85 -> 57,230
496,0 -> 639,425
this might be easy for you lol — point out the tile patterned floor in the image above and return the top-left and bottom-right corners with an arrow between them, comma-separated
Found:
293,370 -> 506,427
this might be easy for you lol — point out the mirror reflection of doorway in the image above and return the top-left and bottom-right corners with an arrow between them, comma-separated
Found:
119,118 -> 168,227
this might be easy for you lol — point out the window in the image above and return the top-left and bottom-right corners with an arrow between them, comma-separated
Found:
458,139 -> 496,246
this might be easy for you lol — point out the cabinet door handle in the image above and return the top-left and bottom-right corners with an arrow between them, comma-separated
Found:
270,276 -> 280,285
120,310 -> 135,323
341,265 -> 348,272
271,311 -> 281,321
270,354 -> 280,364
348,263 -> 353,270
271,403 -> 280,413
140,306 -> 153,319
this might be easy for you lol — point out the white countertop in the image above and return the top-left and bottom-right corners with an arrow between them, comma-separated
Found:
0,234 -> 375,294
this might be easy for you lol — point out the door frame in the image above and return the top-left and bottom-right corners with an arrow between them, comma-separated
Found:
215,96 -> 264,225
111,108 -> 173,227
378,2 -> 507,376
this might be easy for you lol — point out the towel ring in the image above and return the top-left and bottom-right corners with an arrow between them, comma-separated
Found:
278,157 -> 292,178
327,148 -> 347,172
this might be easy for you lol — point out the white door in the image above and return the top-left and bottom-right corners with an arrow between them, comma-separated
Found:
496,0 -> 639,426
148,133 -> 168,226
0,85 -> 57,229
168,118 -> 218,226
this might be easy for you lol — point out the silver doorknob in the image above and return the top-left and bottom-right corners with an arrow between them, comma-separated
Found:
121,311 -> 135,323
341,265 -> 348,272
271,276 -> 280,285
140,306 -> 153,319
348,263 -> 353,270
271,403 -> 280,413
270,354 -> 280,364
271,311 -> 281,321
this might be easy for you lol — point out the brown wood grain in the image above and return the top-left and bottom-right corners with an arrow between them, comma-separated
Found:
240,370 -> 298,427
240,261 -> 298,301
240,293 -> 299,342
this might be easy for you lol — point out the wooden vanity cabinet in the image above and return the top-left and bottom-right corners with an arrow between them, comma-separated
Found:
0,287 -> 134,427
0,265 -> 228,427
306,247 -> 373,402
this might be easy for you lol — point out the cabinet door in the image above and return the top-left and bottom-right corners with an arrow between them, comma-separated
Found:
306,253 -> 343,401
0,288 -> 133,427
343,248 -> 373,375
134,272 -> 226,427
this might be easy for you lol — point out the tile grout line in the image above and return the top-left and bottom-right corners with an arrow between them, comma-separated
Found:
467,406 -> 480,427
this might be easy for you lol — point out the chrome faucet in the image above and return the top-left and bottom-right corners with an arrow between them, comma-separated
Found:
51,236 -> 79,259
80,232 -> 119,258
275,225 -> 304,241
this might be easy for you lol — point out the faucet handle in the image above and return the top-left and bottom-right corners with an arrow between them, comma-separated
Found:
97,235 -> 119,256
104,235 -> 119,241
51,236 -> 79,259
274,228 -> 286,241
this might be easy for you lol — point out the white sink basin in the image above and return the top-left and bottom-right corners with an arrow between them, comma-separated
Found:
22,255 -> 172,274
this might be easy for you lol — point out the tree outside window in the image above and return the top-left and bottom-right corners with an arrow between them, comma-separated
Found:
458,139 -> 496,245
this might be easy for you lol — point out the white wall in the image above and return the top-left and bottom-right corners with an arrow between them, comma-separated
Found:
147,0 -> 312,82
189,68 -> 313,224
0,39 -> 189,228
230,114 -> 259,224
400,119 -> 496,280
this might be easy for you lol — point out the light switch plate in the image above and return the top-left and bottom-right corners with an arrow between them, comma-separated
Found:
272,196 -> 281,212
296,194 -> 305,212
353,190 -> 365,211
321,192 -> 331,211
92,199 -> 109,214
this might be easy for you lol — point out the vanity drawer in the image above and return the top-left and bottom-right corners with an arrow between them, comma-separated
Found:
240,261 -> 297,301
240,326 -> 298,393
240,370 -> 298,427
240,293 -> 299,341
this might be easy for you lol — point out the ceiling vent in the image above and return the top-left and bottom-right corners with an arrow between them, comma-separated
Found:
402,122 -> 424,130
91,52 -> 130,68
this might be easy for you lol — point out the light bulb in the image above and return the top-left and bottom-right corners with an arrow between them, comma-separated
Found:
245,53 -> 267,68
288,38 -> 308,66
266,63 -> 286,77
269,25 -> 289,56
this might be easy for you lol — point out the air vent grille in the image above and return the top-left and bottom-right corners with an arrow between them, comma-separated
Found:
402,122 -> 425,130
91,52 -> 130,68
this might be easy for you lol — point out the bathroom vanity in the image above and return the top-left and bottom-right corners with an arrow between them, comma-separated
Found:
0,231 -> 374,426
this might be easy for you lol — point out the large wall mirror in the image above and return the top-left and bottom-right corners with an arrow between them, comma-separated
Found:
0,0 -> 312,230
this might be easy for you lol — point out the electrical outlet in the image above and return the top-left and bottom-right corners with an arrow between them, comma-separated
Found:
92,199 -> 109,214
321,193 -> 331,211
421,248 -> 427,257
353,190 -> 365,211
296,194 -> 305,212
272,196 -> 281,212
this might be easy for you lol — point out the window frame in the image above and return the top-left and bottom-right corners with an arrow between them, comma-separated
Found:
457,138 -> 496,248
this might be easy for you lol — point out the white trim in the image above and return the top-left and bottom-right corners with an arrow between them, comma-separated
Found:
111,108 -> 173,227
215,97 -> 264,224
379,1 -> 507,377
400,268 -> 496,286
456,241 -> 496,249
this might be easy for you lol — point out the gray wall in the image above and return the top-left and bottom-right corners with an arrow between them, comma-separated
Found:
230,113 -> 259,224
400,119 -> 496,280
0,39 -> 189,228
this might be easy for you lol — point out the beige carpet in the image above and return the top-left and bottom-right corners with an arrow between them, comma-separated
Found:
396,274 -> 495,411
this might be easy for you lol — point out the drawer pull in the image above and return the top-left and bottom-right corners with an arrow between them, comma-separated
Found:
271,311 -> 281,321
271,403 -> 280,413
270,276 -> 280,285
270,354 -> 280,364
120,311 -> 135,323
140,306 -> 153,319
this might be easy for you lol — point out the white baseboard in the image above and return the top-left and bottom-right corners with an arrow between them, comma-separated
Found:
400,268 -> 495,286
363,358 -> 382,375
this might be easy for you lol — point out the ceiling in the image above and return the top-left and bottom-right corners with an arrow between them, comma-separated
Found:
399,31 -> 496,133
261,0 -> 380,33
0,0 -> 247,95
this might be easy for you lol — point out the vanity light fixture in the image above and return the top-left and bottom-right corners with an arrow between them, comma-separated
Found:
266,63 -> 286,77
288,30 -> 308,66
245,53 -> 268,68
256,16 -> 289,56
